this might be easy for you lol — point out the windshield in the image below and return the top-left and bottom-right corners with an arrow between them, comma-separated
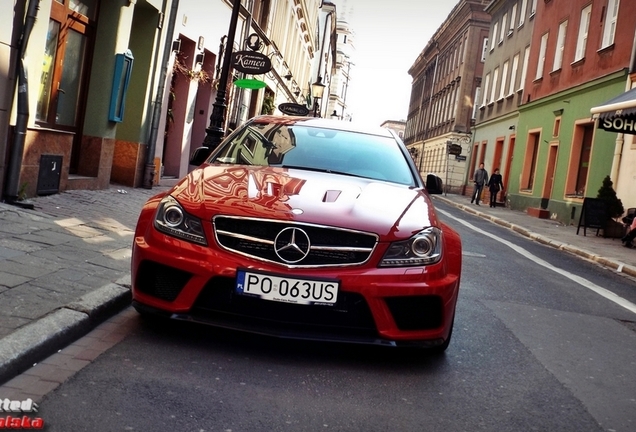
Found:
211,122 -> 416,186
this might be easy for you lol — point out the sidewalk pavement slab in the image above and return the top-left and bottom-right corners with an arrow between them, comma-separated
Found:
0,186 -> 166,384
0,187 -> 635,386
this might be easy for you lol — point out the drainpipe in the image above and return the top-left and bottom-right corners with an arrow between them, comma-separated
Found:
3,0 -> 40,206
142,0 -> 180,189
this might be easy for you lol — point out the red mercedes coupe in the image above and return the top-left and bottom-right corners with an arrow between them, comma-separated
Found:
131,116 -> 461,351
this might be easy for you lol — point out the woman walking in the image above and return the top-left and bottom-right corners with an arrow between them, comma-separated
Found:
487,168 -> 504,208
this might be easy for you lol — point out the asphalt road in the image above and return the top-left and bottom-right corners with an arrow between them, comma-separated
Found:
32,202 -> 636,432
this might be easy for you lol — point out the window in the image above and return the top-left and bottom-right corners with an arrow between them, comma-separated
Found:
36,0 -> 96,130
535,33 -> 548,80
499,61 -> 509,100
575,5 -> 592,62
553,20 -> 568,71
601,0 -> 619,49
482,73 -> 491,106
566,122 -> 594,196
510,3 -> 517,32
519,0 -> 528,27
490,67 -> 499,104
473,87 -> 482,118
499,14 -> 507,43
481,37 -> 489,61
509,54 -> 519,96
530,0 -> 537,16
253,0 -> 271,31
521,131 -> 541,191
553,117 -> 561,137
519,46 -> 530,91
491,22 -> 499,51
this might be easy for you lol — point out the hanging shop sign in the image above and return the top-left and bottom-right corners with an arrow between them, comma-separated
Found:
246,33 -> 262,51
234,78 -> 267,89
597,115 -> 636,134
278,103 -> 310,116
231,51 -> 272,75
447,143 -> 462,156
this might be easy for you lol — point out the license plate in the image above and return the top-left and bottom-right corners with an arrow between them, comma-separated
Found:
236,269 -> 339,306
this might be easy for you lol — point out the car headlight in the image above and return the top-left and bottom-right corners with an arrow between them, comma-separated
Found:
379,227 -> 442,267
154,196 -> 207,245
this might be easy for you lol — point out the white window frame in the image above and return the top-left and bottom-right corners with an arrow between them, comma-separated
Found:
536,33 -> 548,80
491,22 -> 499,51
509,3 -> 517,34
530,0 -> 537,16
490,67 -> 499,104
481,37 -> 489,61
575,5 -> 592,62
601,0 -> 619,49
519,0 -> 528,27
519,46 -> 530,91
553,20 -> 568,71
499,13 -> 507,43
473,87 -> 482,118
483,73 -> 491,106
509,54 -> 519,96
499,61 -> 509,100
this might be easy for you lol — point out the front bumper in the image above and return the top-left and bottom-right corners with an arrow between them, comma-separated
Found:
131,224 -> 460,347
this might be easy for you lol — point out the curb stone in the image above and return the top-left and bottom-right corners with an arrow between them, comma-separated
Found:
436,196 -> 636,280
0,282 -> 131,385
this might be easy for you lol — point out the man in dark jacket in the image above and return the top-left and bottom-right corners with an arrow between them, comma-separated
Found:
470,163 -> 489,206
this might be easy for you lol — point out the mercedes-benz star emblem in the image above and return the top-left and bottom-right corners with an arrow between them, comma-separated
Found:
274,227 -> 311,264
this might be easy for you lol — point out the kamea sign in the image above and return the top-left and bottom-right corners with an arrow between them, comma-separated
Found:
231,51 -> 271,75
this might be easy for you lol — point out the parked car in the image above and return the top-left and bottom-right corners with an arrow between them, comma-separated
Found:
131,115 -> 462,351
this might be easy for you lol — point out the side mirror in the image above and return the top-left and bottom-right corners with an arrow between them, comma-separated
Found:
425,174 -> 443,194
189,146 -> 212,166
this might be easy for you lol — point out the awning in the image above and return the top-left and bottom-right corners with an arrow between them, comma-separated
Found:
590,87 -> 636,134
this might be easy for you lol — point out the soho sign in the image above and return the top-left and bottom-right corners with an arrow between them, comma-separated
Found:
599,115 -> 636,134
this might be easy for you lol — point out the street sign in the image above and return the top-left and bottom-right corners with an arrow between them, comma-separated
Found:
455,155 -> 467,161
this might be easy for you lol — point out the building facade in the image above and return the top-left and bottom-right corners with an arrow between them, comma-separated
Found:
471,0 -> 535,206
327,16 -> 354,121
1,0 -> 332,201
505,0 -> 636,224
404,0 -> 491,194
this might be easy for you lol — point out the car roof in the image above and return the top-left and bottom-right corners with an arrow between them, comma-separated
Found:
248,115 -> 396,138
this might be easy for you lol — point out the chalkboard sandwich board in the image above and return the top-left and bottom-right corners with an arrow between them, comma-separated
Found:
576,197 -> 607,236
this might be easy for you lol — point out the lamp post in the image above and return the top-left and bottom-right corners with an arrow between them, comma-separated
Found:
311,76 -> 325,117
201,0 -> 242,152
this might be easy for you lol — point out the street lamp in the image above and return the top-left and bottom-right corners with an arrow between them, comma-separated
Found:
201,0 -> 242,152
311,76 -> 325,117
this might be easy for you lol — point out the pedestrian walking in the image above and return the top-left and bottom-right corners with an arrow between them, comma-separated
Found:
470,163 -> 489,206
487,168 -> 504,208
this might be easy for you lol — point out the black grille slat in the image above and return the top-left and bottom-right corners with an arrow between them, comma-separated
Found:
214,216 -> 377,267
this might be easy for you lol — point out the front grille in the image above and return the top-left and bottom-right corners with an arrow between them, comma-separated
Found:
385,296 -> 443,330
214,216 -> 377,267
190,276 -> 378,339
136,260 -> 192,302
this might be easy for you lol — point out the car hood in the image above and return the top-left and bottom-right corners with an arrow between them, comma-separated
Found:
171,165 -> 439,239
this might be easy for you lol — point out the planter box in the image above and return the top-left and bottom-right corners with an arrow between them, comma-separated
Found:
603,219 -> 626,239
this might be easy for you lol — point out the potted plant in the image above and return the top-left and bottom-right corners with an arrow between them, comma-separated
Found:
597,175 -> 625,238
